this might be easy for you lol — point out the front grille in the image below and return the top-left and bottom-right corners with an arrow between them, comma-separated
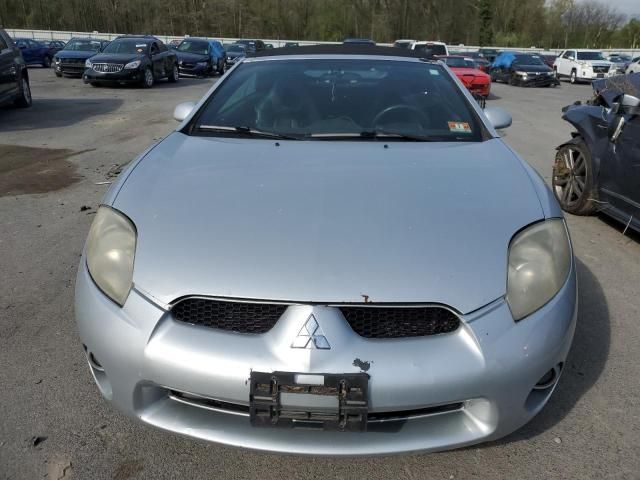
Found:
92,63 -> 123,73
172,298 -> 287,334
61,58 -> 85,66
340,306 -> 460,338
593,66 -> 609,73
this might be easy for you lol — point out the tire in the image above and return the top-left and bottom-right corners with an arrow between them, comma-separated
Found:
218,61 -> 225,75
42,56 -> 51,68
142,67 -> 154,88
14,76 -> 32,108
90,82 -> 100,87
55,71 -> 62,78
552,139 -> 597,215
168,64 -> 179,83
553,67 -> 559,79
509,74 -> 519,86
570,69 -> 577,84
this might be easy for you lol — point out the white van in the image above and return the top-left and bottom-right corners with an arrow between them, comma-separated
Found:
410,41 -> 449,56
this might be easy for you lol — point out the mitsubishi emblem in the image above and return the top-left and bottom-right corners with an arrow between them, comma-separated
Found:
291,314 -> 330,349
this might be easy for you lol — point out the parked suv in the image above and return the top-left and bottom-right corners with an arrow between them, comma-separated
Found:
54,37 -> 109,77
13,38 -> 54,67
554,49 -> 614,84
0,28 -> 32,108
83,35 -> 179,88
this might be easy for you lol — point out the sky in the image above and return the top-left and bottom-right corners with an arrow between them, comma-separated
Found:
582,0 -> 640,18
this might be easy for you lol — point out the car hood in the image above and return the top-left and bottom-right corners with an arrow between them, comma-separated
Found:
89,53 -> 144,64
227,51 -> 245,59
177,52 -> 209,63
452,67 -> 489,79
113,134 -> 544,313
56,50 -> 99,60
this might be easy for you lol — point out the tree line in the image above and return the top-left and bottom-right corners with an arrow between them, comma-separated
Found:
0,0 -> 639,48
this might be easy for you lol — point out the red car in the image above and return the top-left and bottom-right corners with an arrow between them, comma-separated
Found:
440,55 -> 491,98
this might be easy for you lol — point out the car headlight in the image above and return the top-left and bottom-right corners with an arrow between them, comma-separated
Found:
506,219 -> 571,321
124,60 -> 141,69
515,70 -> 528,77
86,206 -> 137,306
85,59 -> 92,68
54,57 -> 60,64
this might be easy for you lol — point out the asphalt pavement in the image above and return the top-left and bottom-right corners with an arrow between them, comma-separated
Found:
1,69 -> 639,479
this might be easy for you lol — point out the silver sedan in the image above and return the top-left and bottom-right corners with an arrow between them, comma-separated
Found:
75,46 -> 577,455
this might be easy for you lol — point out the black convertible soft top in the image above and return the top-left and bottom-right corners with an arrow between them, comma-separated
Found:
248,44 -> 435,60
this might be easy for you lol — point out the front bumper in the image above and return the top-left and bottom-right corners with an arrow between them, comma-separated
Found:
83,68 -> 142,84
75,262 -> 577,455
516,74 -> 560,87
55,59 -> 86,76
178,62 -> 210,77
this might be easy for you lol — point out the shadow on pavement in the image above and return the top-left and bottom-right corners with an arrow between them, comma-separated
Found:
482,257 -> 610,445
0,98 -> 124,131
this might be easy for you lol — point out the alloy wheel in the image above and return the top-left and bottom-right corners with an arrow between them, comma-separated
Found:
553,146 -> 586,208
22,78 -> 32,105
144,69 -> 154,87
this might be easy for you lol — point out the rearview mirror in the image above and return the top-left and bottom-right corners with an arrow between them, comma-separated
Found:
173,101 -> 196,122
484,106 -> 512,130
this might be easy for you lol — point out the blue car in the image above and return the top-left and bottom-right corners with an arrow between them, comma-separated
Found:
175,38 -> 226,77
13,38 -> 54,67
53,38 -> 109,77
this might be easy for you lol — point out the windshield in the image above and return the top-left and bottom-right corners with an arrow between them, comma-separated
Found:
64,39 -> 103,52
102,40 -> 148,55
190,59 -> 485,142
577,51 -> 605,61
177,40 -> 209,55
444,57 -> 475,68
227,45 -> 246,53
513,54 -> 545,66
413,43 -> 447,56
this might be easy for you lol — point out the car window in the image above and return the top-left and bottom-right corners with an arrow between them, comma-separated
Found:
158,42 -> 168,53
577,51 -> 605,61
177,40 -> 209,55
103,39 -> 149,54
444,57 -> 474,68
150,43 -> 159,55
64,39 -> 103,52
413,43 -> 447,56
191,59 -> 486,142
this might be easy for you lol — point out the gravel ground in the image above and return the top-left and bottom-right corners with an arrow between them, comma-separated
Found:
1,68 -> 639,479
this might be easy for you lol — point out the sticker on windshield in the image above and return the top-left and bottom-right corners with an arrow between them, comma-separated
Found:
136,44 -> 147,48
429,69 -> 440,75
448,121 -> 472,133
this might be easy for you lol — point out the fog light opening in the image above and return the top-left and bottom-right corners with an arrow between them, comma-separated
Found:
534,363 -> 562,391
88,352 -> 105,372
85,349 -> 112,400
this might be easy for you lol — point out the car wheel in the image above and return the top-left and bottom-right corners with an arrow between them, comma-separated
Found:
42,56 -> 51,68
55,71 -> 62,78
143,67 -> 154,88
553,67 -> 559,79
570,70 -> 577,84
552,139 -> 597,215
509,74 -> 519,86
218,61 -> 225,75
14,76 -> 32,108
168,64 -> 179,83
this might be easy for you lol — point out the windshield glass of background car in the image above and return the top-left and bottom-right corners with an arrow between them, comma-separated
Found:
65,40 -> 102,52
513,55 -> 545,66
228,45 -> 246,53
178,40 -> 209,55
445,57 -> 473,68
191,59 -> 485,141
577,51 -> 605,61
102,40 -> 148,55
413,44 -> 447,56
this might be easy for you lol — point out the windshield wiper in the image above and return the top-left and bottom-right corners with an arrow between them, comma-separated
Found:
196,125 -> 301,140
309,130 -> 436,141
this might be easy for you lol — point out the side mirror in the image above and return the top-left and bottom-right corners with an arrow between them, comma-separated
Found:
173,101 -> 196,122
484,106 -> 512,130
619,93 -> 640,117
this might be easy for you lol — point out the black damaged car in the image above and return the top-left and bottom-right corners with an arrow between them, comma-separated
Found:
83,35 -> 178,88
490,52 -> 559,87
54,37 -> 109,77
553,74 -> 640,232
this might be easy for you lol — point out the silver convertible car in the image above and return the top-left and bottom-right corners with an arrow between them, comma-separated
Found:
75,46 -> 577,455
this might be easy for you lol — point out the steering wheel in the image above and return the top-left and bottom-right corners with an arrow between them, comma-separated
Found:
372,104 -> 430,129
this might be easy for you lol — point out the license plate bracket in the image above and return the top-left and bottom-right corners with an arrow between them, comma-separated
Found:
249,371 -> 369,432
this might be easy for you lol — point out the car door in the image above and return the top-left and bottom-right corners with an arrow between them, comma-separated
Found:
158,42 -> 173,75
15,40 -> 31,63
0,32 -> 15,100
149,42 -> 163,78
610,115 -> 640,208
561,50 -> 575,77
